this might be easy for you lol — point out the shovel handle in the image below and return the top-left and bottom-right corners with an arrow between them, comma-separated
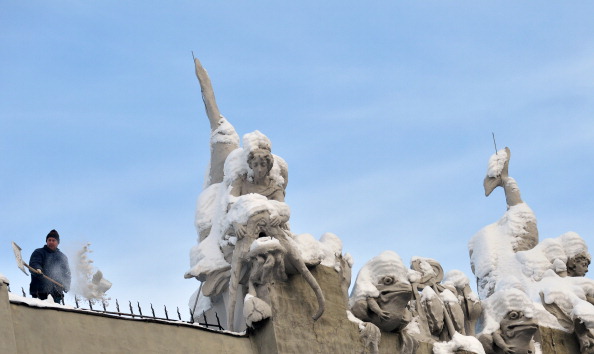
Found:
24,263 -> 64,289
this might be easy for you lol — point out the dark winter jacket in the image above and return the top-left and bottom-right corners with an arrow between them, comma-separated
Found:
29,245 -> 71,297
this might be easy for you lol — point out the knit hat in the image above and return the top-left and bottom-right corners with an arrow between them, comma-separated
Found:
46,229 -> 60,242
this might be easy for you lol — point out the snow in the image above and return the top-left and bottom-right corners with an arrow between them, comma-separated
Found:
293,233 -> 324,265
468,203 -> 538,297
440,289 -> 459,304
194,183 -> 223,238
210,116 -> 240,146
432,332 -> 485,354
249,236 -> 282,252
0,272 -> 9,284
9,292 -> 75,310
421,286 -> 437,301
73,244 -> 112,303
486,149 -> 507,178
442,270 -> 478,302
292,232 -> 348,270
346,309 -> 366,330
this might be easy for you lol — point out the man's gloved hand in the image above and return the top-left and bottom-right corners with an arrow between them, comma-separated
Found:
36,269 -> 43,275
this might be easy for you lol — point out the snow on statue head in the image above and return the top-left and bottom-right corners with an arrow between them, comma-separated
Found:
561,232 -> 591,277
349,251 -> 415,333
243,131 -> 286,186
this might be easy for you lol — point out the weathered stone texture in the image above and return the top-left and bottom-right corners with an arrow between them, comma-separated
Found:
252,265 -> 365,353
538,326 -> 581,354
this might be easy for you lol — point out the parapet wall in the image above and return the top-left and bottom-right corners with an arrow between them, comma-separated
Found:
1,280 -> 254,354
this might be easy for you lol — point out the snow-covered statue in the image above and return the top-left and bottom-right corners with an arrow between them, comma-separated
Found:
185,58 -> 324,332
349,251 -> 418,354
477,289 -> 538,354
411,257 -> 463,341
409,257 -> 481,345
470,147 -> 538,298
469,147 -> 594,353
441,270 -> 482,336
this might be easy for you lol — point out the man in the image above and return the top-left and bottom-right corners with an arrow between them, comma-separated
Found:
29,229 -> 71,303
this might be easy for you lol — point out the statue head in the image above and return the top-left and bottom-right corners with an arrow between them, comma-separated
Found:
247,149 -> 274,181
567,253 -> 590,277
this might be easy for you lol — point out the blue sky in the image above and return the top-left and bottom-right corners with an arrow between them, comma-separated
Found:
2,2 -> 594,316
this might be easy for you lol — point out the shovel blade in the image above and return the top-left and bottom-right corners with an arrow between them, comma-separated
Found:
11,241 -> 29,276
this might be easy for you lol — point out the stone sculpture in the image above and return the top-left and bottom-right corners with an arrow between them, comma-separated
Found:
482,147 -> 538,252
182,60 -> 594,352
409,258 -> 482,345
349,252 -> 484,353
470,147 -> 539,298
567,252 -> 590,278
477,289 -> 538,354
470,147 -> 594,354
243,236 -> 286,328
410,258 -> 465,341
441,270 -> 482,336
185,58 -> 324,332
349,251 -> 418,354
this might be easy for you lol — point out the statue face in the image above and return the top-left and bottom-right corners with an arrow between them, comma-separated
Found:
500,310 -> 537,340
249,155 -> 270,180
568,256 -> 590,277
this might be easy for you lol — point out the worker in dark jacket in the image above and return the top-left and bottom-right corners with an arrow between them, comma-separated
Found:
29,229 -> 71,303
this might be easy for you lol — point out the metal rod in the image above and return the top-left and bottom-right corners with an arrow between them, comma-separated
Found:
177,307 -> 182,321
75,295 -> 79,308
129,301 -> 135,318
137,302 -> 143,317
492,132 -> 498,154
215,312 -> 222,330
164,305 -> 169,320
89,300 -> 93,311
21,287 -> 26,297
116,299 -> 121,314
151,303 -> 156,318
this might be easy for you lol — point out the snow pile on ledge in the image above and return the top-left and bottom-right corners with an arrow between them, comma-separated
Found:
433,332 -> 485,354
0,273 -> 9,284
8,293 -> 75,310
293,232 -> 351,271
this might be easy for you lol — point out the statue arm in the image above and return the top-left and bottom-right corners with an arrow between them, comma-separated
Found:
367,297 -> 391,320
194,57 -> 221,130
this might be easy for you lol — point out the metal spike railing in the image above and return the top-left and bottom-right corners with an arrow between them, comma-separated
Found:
6,286 -> 224,331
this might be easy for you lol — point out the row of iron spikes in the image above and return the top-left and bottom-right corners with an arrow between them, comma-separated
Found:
17,286 -> 222,329
188,308 -> 223,330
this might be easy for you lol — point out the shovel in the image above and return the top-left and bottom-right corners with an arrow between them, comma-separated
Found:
11,241 -> 64,289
